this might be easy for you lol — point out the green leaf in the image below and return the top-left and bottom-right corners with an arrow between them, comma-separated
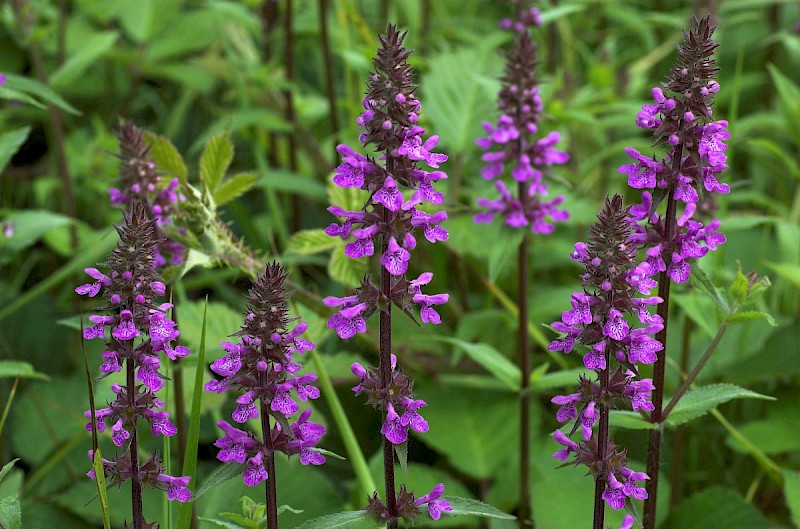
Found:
529,367 -> 589,392
328,246 -> 366,287
200,132 -> 235,193
0,210 -> 73,254
327,180 -> 367,213
783,468 -> 800,528
50,32 -> 119,90
92,449 -> 111,529
214,172 -> 261,206
0,74 -> 80,114
287,230 -> 340,256
198,517 -> 248,529
0,361 -> 49,381
429,337 -> 520,391
294,511 -> 381,529
730,268 -> 749,305
260,169 -> 326,201
445,496 -> 516,519
609,410 -> 657,430
194,462 -> 247,499
0,86 -> 47,110
0,493 -> 21,529
661,487 -> 782,529
190,109 -> 291,155
0,460 -> 19,484
143,131 -> 188,185
689,264 -> 730,314
765,261 -> 800,289
671,292 -> 719,339
0,127 -> 31,174
394,441 -> 408,474
767,64 -> 800,145
726,310 -> 777,327
487,228 -> 526,283
176,299 -> 208,528
665,384 -> 775,427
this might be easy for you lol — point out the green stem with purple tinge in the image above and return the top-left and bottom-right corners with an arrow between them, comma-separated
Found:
592,303 -> 612,529
517,182 -> 533,528
126,358 -> 145,529
261,397 -> 279,529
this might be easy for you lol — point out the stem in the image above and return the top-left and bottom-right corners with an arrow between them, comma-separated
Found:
592,334 -> 611,529
127,359 -> 145,529
379,205 -> 398,529
261,399 -> 279,529
517,200 -> 533,528
643,188 -> 679,529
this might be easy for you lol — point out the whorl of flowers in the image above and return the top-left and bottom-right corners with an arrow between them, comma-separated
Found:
548,195 -> 657,510
620,16 -> 728,283
474,28 -> 569,234
366,483 -> 453,524
324,24 -> 449,339
77,201 -> 191,502
205,262 -> 325,486
500,0 -> 542,32
110,121 -> 185,268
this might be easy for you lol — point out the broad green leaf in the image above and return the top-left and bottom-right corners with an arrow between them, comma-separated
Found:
726,310 -> 777,327
0,361 -> 49,381
0,210 -> 72,254
446,497 -> 515,519
784,469 -> 800,528
261,169 -> 326,201
394,441 -> 408,474
194,463 -> 247,499
0,127 -> 30,173
429,337 -> 520,390
689,264 -> 730,314
287,230 -> 340,256
327,179 -> 367,213
0,460 -> 19,484
0,494 -> 21,529
610,410 -> 657,430
198,517 -> 247,529
214,172 -> 261,206
730,268 -> 750,305
50,32 -> 119,90
671,292 -> 719,338
328,246 -> 365,287
661,487 -> 782,529
0,74 -> 80,114
190,109 -> 291,155
0,86 -> 47,109
143,132 -> 188,185
200,131 -> 234,193
294,511 -> 381,529
665,384 -> 774,427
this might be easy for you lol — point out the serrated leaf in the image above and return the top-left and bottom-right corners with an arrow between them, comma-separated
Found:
0,493 -> 21,529
50,31 -> 119,90
328,246 -> 366,287
609,410 -> 657,430
730,269 -> 749,305
0,127 -> 31,174
726,310 -> 777,327
294,511 -> 381,529
0,360 -> 50,381
394,441 -> 408,474
0,459 -> 19,484
288,230 -> 340,256
327,180 -> 368,212
445,496 -> 516,519
214,172 -> 261,206
665,384 -> 775,427
429,337 -> 520,391
198,517 -> 247,529
689,264 -> 730,314
0,74 -> 80,114
661,486 -> 782,529
143,132 -> 188,184
200,131 -> 235,193
194,462 -> 246,499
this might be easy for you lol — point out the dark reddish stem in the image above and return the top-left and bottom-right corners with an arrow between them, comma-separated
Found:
517,181 -> 533,528
261,398 -> 279,529
592,330 -> 611,529
379,204 -> 398,529
126,359 -> 144,529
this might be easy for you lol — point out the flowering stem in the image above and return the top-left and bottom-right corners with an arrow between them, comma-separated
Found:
592,328 -> 611,529
644,185 -> 678,528
517,191 -> 533,528
126,358 -> 145,529
260,397 -> 279,529
379,203 -> 398,529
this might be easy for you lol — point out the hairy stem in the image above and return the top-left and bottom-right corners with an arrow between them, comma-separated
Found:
127,359 -> 144,529
592,330 -> 611,529
261,399 -> 279,529
517,193 -> 533,528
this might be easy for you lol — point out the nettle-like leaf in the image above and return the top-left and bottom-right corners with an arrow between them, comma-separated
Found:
200,131 -> 235,194
143,131 -> 188,184
664,384 -> 775,427
429,337 -> 520,391
294,511 -> 380,529
214,172 -> 261,206
0,361 -> 49,381
0,127 -> 31,174
689,264 -> 730,314
0,74 -> 80,114
287,230 -> 341,256
661,486 -> 782,529
328,245 -> 366,287
446,497 -> 516,520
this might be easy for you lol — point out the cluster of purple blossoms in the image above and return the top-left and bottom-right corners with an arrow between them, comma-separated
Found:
619,17 -> 728,283
500,1 -> 542,32
110,121 -> 185,268
366,483 -> 453,524
205,263 -> 325,487
474,25 -> 569,234
548,196 -> 656,511
324,25 -> 449,340
77,202 -> 191,505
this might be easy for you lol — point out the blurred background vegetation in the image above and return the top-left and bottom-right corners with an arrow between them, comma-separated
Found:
1,0 -> 799,527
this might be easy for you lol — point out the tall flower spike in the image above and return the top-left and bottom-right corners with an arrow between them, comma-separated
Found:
77,201 -> 191,528
111,121 -> 186,268
325,25 -> 450,528
205,262 -> 324,527
548,196 -> 655,523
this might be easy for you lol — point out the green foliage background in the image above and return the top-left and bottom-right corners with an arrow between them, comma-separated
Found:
1,0 -> 798,527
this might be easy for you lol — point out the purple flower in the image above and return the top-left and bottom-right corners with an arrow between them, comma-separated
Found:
243,451 -> 268,486
415,483 -> 453,520
158,474 -> 192,502
380,236 -> 411,276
